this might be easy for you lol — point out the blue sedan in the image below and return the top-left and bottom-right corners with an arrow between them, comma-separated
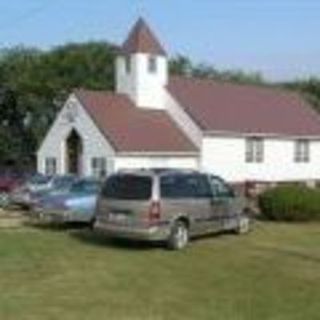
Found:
10,175 -> 77,209
35,179 -> 101,225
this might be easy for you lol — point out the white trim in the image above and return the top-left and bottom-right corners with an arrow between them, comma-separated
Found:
74,94 -> 118,152
37,97 -> 73,156
60,140 -> 66,175
204,130 -> 320,140
165,90 -> 203,147
116,151 -> 199,157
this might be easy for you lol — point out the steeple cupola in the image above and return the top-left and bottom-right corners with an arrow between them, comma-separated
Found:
115,18 -> 168,109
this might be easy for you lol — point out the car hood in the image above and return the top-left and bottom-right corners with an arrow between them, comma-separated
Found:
27,184 -> 51,193
40,192 -> 97,205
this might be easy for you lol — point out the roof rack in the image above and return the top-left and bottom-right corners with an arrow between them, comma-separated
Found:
116,168 -> 200,175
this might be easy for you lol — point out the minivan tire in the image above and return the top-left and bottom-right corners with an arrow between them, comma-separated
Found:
167,220 -> 189,250
236,215 -> 250,235
88,217 -> 96,230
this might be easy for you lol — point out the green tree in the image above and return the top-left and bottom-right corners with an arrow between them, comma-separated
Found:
169,55 -> 193,76
0,42 -> 117,169
283,78 -> 320,111
170,55 -> 264,85
0,87 -> 31,168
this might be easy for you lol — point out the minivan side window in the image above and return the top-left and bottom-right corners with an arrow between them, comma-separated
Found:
209,176 -> 234,198
160,174 -> 212,199
102,175 -> 152,200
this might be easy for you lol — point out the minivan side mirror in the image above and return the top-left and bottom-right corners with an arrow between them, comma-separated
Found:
208,176 -> 237,200
226,188 -> 235,198
212,188 -> 235,200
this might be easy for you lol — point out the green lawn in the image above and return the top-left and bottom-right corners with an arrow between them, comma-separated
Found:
0,222 -> 319,320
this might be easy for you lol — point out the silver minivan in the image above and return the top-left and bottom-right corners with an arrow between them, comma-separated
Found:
94,170 -> 250,250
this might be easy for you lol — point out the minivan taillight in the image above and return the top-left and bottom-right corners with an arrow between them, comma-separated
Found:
148,201 -> 161,223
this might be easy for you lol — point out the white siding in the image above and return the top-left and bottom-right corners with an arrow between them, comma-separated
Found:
37,94 -> 115,176
114,156 -> 199,171
201,136 -> 320,182
116,54 -> 168,109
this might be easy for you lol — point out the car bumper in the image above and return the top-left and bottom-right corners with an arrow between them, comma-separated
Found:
9,195 -> 36,207
33,208 -> 93,223
94,219 -> 170,241
31,210 -> 66,223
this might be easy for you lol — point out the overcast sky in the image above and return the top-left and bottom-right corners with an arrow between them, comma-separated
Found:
0,0 -> 319,81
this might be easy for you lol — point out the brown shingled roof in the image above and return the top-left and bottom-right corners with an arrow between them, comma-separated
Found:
74,89 -> 196,153
121,18 -> 166,56
168,76 -> 320,137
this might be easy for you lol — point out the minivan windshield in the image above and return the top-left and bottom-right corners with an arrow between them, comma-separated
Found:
102,175 -> 152,200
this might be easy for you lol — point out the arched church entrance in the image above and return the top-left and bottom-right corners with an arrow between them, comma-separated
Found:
66,129 -> 83,176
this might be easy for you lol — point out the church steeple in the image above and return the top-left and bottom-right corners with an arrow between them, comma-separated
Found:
115,18 -> 168,109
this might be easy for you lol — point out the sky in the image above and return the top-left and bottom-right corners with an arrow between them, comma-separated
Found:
0,0 -> 319,81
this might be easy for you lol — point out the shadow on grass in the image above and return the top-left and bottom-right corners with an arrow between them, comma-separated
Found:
25,217 -> 252,251
70,229 -> 164,251
70,228 -> 242,251
26,220 -> 91,233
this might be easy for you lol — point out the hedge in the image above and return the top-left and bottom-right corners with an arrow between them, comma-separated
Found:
258,185 -> 320,222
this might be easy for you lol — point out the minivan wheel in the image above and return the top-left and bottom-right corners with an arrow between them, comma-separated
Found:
236,215 -> 250,235
88,217 -> 96,230
167,220 -> 189,250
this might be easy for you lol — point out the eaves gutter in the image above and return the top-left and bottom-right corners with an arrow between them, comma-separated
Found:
116,151 -> 200,157
204,130 -> 320,140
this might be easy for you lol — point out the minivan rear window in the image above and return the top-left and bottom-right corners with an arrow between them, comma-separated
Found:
102,175 -> 152,200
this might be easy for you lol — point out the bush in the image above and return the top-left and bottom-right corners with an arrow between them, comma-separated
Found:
259,185 -> 320,222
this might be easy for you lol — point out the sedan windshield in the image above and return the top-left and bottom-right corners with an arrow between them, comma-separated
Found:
52,176 -> 75,190
29,175 -> 51,185
70,180 -> 99,194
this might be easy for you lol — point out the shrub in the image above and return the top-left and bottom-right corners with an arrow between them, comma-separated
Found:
258,185 -> 320,222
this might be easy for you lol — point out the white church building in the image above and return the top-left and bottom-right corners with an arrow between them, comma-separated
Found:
38,18 -> 320,183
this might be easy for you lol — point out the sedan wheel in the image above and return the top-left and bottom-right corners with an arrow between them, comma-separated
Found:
168,221 -> 189,250
0,192 -> 9,208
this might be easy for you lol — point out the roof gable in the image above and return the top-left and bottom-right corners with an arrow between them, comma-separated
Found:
121,18 -> 166,56
74,89 -> 196,153
168,76 -> 320,137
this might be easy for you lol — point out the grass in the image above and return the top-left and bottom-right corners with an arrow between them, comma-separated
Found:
0,222 -> 319,320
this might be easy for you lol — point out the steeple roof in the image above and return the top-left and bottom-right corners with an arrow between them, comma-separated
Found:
121,18 -> 167,56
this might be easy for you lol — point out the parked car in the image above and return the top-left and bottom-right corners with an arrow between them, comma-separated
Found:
35,178 -> 100,225
10,175 -> 77,209
94,169 -> 250,250
0,171 -> 29,207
